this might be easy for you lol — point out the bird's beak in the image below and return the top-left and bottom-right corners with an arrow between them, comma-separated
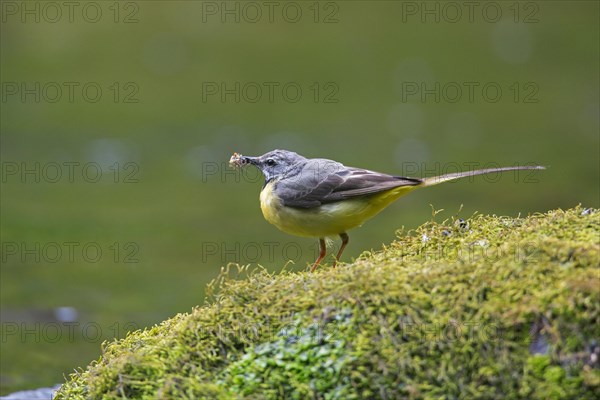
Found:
229,153 -> 259,168
242,156 -> 260,165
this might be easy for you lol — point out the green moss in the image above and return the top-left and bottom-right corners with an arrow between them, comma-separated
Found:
55,207 -> 600,399
221,311 -> 354,399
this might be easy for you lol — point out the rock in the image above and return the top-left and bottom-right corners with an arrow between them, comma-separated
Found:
0,385 -> 61,400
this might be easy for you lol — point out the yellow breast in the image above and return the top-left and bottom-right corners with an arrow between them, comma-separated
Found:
259,180 -> 283,227
259,180 -> 418,238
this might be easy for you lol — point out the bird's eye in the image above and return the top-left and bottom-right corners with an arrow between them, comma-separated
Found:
266,159 -> 276,167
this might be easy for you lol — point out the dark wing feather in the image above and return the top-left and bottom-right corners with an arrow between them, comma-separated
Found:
276,160 -> 422,209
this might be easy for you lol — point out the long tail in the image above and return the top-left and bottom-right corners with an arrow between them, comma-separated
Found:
421,165 -> 546,187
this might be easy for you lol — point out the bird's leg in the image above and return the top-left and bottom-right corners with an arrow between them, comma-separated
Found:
332,233 -> 349,268
311,238 -> 327,272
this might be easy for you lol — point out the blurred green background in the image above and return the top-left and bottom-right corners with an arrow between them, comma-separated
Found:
1,0 -> 598,394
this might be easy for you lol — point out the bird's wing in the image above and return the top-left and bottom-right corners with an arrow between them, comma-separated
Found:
276,160 -> 422,209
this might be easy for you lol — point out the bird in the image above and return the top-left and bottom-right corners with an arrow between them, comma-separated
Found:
229,149 -> 544,271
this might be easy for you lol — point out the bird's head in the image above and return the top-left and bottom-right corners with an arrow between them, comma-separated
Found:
229,149 -> 307,182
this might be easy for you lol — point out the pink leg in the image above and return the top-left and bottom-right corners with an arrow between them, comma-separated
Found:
332,233 -> 349,268
311,238 -> 327,272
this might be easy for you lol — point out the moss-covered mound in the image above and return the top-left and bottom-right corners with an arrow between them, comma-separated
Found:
56,207 -> 599,399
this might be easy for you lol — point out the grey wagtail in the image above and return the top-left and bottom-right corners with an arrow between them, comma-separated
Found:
230,149 -> 544,271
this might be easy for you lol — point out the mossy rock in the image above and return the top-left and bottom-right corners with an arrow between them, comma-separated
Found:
56,207 -> 599,399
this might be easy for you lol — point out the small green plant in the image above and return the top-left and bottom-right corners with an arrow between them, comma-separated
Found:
221,311 -> 354,399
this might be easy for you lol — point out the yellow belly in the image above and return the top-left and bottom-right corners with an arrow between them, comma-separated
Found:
259,180 -> 418,238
